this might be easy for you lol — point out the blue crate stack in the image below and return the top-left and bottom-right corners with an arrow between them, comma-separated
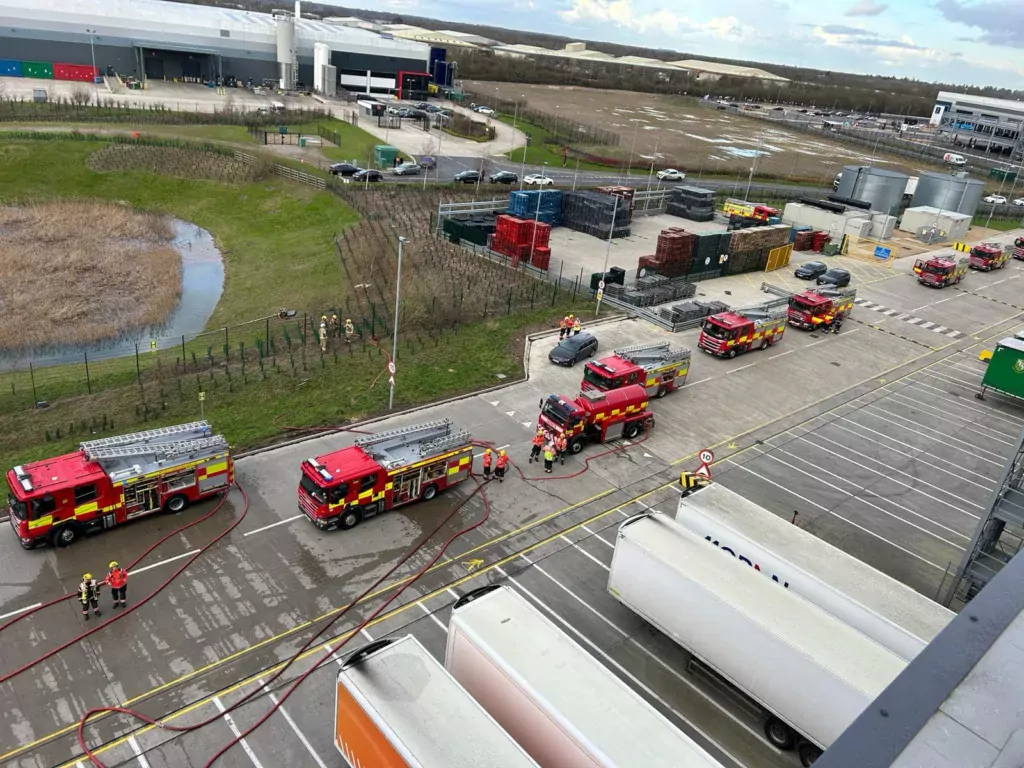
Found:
508,190 -> 563,227
789,225 -> 812,243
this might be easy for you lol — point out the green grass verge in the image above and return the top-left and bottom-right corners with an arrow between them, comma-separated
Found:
972,215 -> 1022,231
287,117 -> 383,165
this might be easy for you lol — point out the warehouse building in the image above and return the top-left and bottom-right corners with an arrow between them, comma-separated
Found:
931,91 -> 1024,158
0,0 -> 432,97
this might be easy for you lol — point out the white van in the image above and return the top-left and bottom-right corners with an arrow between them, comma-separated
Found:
943,152 -> 966,165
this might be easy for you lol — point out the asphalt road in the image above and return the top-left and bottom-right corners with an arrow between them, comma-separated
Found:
1,242 -> 1022,767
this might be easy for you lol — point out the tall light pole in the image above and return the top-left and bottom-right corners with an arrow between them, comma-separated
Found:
529,162 -> 548,265
646,140 -> 659,192
572,154 -> 580,191
622,121 -> 639,184
596,194 -> 620,316
744,140 -> 763,201
510,99 -> 520,154
86,28 -> 99,104
389,235 -> 406,410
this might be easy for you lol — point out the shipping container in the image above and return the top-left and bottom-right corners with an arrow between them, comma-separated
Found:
54,63 -> 99,82
447,584 -> 723,768
673,483 -> 952,661
335,635 -> 538,768
0,59 -> 22,77
608,512 -> 906,766
22,61 -> 54,79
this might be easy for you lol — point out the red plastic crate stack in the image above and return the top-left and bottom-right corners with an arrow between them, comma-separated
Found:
531,246 -> 551,270
811,231 -> 831,253
492,215 -> 532,258
530,221 -> 551,249
636,256 -> 660,278
638,227 -> 695,278
793,230 -> 815,251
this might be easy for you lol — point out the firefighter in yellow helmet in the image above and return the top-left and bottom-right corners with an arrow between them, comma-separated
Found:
344,318 -> 356,343
495,449 -> 509,483
319,320 -> 328,353
107,561 -> 128,609
329,313 -> 340,337
79,573 -> 101,620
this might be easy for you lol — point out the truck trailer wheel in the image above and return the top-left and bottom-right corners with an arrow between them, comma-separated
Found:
764,717 -> 796,750
623,421 -> 642,440
165,494 -> 189,514
50,524 -> 80,548
799,743 -> 823,766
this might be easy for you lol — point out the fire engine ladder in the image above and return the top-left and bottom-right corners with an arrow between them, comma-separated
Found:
83,435 -> 229,462
735,305 -> 788,321
80,422 -> 213,452
613,341 -> 689,366
818,286 -> 857,300
419,430 -> 472,457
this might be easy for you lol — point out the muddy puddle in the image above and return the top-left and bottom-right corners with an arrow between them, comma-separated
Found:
0,219 -> 224,370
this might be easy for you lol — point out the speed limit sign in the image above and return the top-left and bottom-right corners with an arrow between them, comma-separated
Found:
598,279 -> 606,290
388,361 -> 396,374
698,449 -> 714,464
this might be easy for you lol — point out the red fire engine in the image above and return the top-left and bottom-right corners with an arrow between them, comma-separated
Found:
913,255 -> 968,287
537,385 -> 653,454
968,243 -> 1010,271
581,341 -> 691,398
698,307 -> 787,358
1013,237 -> 1024,261
787,286 -> 857,330
298,419 -> 473,531
5,422 -> 232,549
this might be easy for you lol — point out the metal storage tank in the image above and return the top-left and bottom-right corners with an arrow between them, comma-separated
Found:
911,171 -> 984,217
836,166 -> 909,217
275,13 -> 296,90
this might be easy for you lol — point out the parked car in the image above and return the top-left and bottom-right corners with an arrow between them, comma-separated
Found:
454,170 -> 481,184
817,268 -> 852,287
474,106 -> 495,115
489,171 -> 519,184
414,102 -> 430,110
352,169 -> 383,183
419,155 -> 437,169
1013,198 -> 1024,206
524,174 -> 554,186
393,162 -> 421,176
984,194 -> 1007,204
425,104 -> 443,113
656,168 -> 685,181
328,162 -> 360,176
794,261 -> 828,280
548,332 -> 598,366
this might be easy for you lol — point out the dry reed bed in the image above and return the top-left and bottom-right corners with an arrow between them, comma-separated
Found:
0,201 -> 182,351
87,144 -> 266,182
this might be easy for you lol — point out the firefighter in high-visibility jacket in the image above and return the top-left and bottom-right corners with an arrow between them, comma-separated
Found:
79,574 -> 101,620
482,448 -> 493,478
559,316 -> 569,341
543,443 -> 556,474
495,450 -> 509,482
529,431 -> 544,463
555,433 -> 567,465
107,561 -> 128,609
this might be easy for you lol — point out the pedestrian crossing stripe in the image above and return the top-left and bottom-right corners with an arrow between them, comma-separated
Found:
852,297 -> 964,338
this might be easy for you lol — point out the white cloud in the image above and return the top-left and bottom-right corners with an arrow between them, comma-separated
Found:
558,0 -> 754,41
845,0 -> 887,16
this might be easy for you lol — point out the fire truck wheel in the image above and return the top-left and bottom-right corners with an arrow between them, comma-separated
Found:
421,484 -> 438,501
760,339 -> 769,350
165,495 -> 189,514
623,421 -> 641,440
569,437 -> 585,455
339,509 -> 363,530
726,349 -> 738,359
655,387 -> 667,398
50,525 -> 80,548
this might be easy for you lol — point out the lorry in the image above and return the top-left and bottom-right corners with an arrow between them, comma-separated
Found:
608,512 -> 907,767
698,306 -> 787,358
976,337 -> 1024,402
335,634 -> 539,768
580,341 -> 691,398
723,199 -> 780,221
6,422 -> 232,549
673,482 -> 953,661
298,419 -> 473,531
912,255 -> 968,287
904,175 -> 918,199
787,286 -> 857,330
536,384 -> 654,454
968,242 -> 1011,271
446,584 -> 724,768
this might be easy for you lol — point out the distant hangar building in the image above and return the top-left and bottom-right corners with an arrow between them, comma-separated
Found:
931,91 -> 1024,158
0,0 -> 433,98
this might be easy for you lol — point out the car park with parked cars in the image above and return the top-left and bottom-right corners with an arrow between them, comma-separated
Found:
794,261 -> 828,280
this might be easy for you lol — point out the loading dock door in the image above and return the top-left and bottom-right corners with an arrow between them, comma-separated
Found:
144,56 -> 165,79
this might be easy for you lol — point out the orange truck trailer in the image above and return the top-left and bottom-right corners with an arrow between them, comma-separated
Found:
298,419 -> 473,531
5,422 -> 232,549
968,243 -> 1011,271
787,286 -> 857,330
698,307 -> 787,358
913,255 -> 968,287
581,341 -> 691,398
537,384 -> 653,455
335,634 -> 539,768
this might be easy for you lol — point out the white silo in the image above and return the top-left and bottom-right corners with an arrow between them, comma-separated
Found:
314,42 -> 331,93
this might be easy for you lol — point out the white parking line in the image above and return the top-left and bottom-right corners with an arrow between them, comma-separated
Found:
581,522 -> 616,549
417,602 -> 449,633
129,549 -> 201,576
560,533 -> 612,570
0,603 -> 41,621
213,697 -> 266,768
727,461 -> 948,571
920,366 -> 988,390
244,515 -> 303,537
856,406 -> 1008,461
127,737 -> 151,768
885,390 -> 1019,444
259,678 -> 329,768
897,379 -> 1024,429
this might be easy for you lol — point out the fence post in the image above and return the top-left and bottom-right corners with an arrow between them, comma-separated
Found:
29,362 -> 37,405
181,335 -> 187,372
507,287 -> 512,315
224,326 -> 229,361
135,343 -> 142,385
84,351 -> 92,394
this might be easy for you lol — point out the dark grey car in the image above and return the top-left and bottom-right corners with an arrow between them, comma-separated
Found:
794,261 -> 828,279
548,333 -> 598,366
817,268 -> 852,287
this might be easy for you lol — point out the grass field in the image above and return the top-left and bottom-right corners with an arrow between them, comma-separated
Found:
0,138 -> 590,468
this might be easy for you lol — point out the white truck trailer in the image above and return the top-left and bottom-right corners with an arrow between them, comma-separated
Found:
608,512 -> 907,767
674,482 -> 952,661
334,634 -> 539,768
446,584 -> 723,768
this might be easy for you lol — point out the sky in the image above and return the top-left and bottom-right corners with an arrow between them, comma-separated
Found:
328,0 -> 1024,89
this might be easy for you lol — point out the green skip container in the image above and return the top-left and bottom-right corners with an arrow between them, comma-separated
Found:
977,337 -> 1024,402
22,61 -> 54,79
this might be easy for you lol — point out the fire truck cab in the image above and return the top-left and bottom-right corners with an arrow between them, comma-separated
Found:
581,341 -> 691,398
969,243 -> 1010,271
1012,237 -> 1024,261
723,199 -> 780,221
698,308 -> 786,358
298,419 -> 473,531
5,422 -> 232,549
787,286 -> 857,330
913,255 -> 968,287
537,384 -> 653,454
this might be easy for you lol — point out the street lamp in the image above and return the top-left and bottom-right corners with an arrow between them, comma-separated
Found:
510,99 -> 520,154
86,28 -> 99,104
389,235 -> 407,411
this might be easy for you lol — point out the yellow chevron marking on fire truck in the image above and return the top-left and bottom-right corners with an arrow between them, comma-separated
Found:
385,482 -> 394,491
358,489 -> 373,500
27,515 -> 52,530
205,460 -> 228,475
74,501 -> 99,518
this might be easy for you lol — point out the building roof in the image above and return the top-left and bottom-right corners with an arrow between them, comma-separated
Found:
668,59 -> 788,81
1,0 -> 429,61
